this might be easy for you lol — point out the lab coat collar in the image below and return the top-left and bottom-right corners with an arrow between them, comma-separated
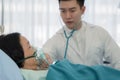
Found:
57,21 -> 86,34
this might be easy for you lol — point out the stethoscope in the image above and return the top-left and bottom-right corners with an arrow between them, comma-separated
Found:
59,17 -> 81,59
63,29 -> 76,58
63,22 -> 111,65
63,21 -> 82,58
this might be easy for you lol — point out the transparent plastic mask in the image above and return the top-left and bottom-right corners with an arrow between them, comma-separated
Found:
34,49 -> 49,69
17,48 -> 49,70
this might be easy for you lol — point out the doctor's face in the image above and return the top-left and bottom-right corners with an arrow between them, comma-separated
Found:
59,0 -> 85,29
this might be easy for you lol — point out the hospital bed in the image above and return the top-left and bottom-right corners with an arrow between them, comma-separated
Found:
0,49 -> 47,80
1,48 -> 120,80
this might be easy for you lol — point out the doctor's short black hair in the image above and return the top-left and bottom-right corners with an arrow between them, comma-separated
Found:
0,32 -> 24,68
58,0 -> 85,7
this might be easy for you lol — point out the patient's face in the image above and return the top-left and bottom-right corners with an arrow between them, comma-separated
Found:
20,36 -> 38,70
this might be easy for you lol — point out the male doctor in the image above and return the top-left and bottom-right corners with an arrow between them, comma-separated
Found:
43,0 -> 120,69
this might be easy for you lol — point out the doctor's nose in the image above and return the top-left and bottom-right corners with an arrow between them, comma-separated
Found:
65,12 -> 72,19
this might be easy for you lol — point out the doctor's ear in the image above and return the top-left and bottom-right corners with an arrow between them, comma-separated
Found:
81,6 -> 86,14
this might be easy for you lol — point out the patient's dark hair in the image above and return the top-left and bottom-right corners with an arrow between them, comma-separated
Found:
58,0 -> 85,7
0,32 -> 24,68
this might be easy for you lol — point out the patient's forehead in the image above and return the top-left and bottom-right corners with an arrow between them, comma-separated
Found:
20,36 -> 29,45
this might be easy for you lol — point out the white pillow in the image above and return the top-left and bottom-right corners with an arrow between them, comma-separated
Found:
21,69 -> 48,80
0,49 -> 23,80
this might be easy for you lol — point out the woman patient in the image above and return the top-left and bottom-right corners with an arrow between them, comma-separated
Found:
0,32 -> 52,70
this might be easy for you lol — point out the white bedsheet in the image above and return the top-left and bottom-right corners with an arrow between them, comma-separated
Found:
21,69 -> 48,80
